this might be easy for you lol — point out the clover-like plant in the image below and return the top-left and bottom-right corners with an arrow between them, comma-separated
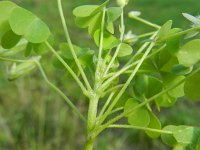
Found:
0,0 -> 200,149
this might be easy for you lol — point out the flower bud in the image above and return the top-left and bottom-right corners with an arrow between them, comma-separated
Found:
116,0 -> 129,7
8,61 -> 37,81
128,11 -> 141,18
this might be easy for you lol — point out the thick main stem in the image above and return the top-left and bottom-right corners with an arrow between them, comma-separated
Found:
86,95 -> 99,150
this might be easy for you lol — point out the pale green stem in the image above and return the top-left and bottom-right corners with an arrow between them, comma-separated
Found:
129,15 -> 160,29
108,124 -> 172,134
108,107 -> 123,116
98,92 -> 115,118
86,95 -> 99,150
98,41 -> 155,125
101,43 -> 165,90
35,61 -> 86,122
104,7 -> 125,76
57,0 -> 92,91
95,8 -> 106,89
124,31 -> 155,43
45,41 -> 88,96
103,84 -> 124,96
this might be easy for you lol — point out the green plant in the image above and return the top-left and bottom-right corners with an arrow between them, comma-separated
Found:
0,0 -> 200,149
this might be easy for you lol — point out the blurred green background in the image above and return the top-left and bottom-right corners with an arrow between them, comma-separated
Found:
0,0 -> 200,149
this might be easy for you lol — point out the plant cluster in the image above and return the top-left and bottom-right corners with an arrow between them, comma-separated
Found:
0,0 -> 200,149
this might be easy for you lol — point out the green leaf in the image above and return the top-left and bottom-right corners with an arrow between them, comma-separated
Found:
94,29 -> 120,50
75,16 -> 94,28
9,7 -> 50,43
60,43 -> 82,59
157,20 -> 172,40
0,40 -> 27,57
106,7 -> 122,23
124,98 -> 150,127
134,75 -> 163,99
155,93 -> 177,108
145,112 -> 161,139
0,1 -> 17,25
106,22 -> 114,34
88,12 -> 103,35
161,57 -> 179,73
171,64 -> 193,75
73,5 -> 98,17
33,43 -> 49,55
165,28 -> 182,55
177,39 -> 200,67
24,42 -> 33,57
1,30 -> 21,49
184,71 -> 200,101
162,73 -> 185,98
161,125 -> 177,147
90,0 -> 109,16
117,43 -> 133,57
173,126 -> 194,146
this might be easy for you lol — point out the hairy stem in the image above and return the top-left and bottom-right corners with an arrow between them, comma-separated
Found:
95,8 -> 106,89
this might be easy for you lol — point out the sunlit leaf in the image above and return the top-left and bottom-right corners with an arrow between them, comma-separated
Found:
9,7 -> 50,43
